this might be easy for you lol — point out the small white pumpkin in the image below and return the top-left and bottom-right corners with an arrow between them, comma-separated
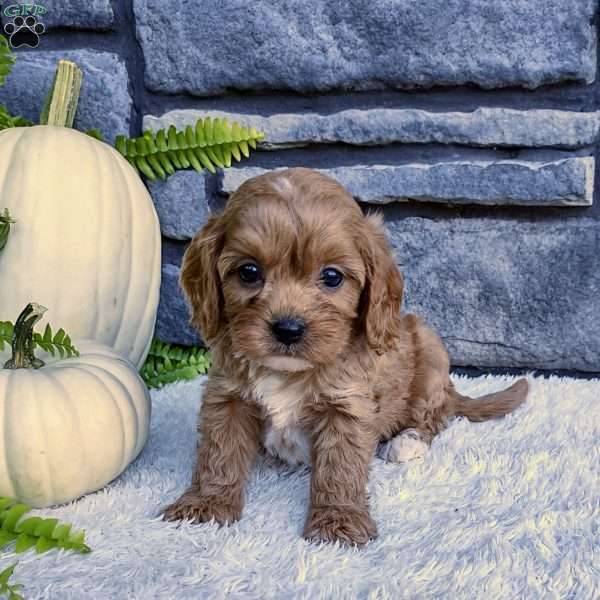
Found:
0,305 -> 151,508
0,125 -> 161,368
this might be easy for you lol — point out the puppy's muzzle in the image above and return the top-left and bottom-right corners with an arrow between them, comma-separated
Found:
271,316 -> 306,346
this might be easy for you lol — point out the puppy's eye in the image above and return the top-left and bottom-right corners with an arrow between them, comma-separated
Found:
238,262 -> 262,285
320,267 -> 344,289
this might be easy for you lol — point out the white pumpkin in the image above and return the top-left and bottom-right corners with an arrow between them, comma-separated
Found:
0,125 -> 161,368
0,336 -> 151,508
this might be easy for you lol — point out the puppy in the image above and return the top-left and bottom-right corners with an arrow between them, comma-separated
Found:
163,167 -> 528,546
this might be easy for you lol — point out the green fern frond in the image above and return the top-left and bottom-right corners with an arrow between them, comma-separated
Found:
0,564 -> 23,600
141,339 -> 212,389
0,497 -> 91,555
0,321 -> 79,358
0,322 -> 12,352
85,128 -> 104,141
0,105 -> 32,132
0,35 -> 31,133
0,35 -> 15,87
0,209 -> 15,253
115,117 -> 265,181
33,323 -> 79,358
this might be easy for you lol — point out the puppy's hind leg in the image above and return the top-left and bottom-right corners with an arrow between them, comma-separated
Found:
377,318 -> 456,464
377,428 -> 430,463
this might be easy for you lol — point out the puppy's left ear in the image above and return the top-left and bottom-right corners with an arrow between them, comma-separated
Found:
179,214 -> 225,344
358,213 -> 404,354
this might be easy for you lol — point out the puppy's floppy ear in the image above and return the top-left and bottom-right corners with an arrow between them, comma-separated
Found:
179,215 -> 225,344
358,213 -> 404,353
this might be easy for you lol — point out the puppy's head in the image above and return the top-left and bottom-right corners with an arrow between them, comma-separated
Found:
180,167 -> 403,372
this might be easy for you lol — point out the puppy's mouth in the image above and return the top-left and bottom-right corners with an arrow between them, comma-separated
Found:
259,355 -> 314,373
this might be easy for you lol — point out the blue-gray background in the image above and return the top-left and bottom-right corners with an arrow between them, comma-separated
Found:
2,0 -> 599,374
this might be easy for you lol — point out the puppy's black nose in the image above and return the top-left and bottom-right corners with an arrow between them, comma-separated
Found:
271,317 -> 306,346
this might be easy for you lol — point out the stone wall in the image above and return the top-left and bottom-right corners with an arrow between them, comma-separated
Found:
2,0 -> 599,371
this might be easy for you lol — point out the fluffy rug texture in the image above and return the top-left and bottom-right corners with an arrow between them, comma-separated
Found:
2,374 -> 599,599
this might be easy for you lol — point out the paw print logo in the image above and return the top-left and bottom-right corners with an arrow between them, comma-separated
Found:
3,15 -> 45,48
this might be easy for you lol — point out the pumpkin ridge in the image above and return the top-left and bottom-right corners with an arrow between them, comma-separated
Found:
134,203 -> 161,368
71,362 -> 134,474
110,146 -> 134,352
4,371 -> 47,503
88,133 -> 104,340
37,367 -> 87,505
107,148 -> 138,360
0,130 -> 20,210
32,371 -> 58,505
0,373 -> 16,499
51,350 -> 149,452
123,149 -> 160,367
54,364 -> 126,490
93,352 -> 150,458
125,147 -> 162,367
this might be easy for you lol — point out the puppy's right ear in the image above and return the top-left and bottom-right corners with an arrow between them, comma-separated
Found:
179,215 -> 225,344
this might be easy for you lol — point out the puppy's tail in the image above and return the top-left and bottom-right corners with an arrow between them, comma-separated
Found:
452,378 -> 528,422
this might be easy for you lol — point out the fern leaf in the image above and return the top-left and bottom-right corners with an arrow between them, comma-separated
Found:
42,323 -> 52,344
0,564 -> 15,587
156,151 -> 175,176
147,154 -> 166,180
205,146 -> 224,169
0,319 -> 79,358
140,338 -> 212,389
32,323 -> 80,358
0,498 -> 15,512
0,531 -> 17,550
194,148 -> 216,174
35,537 -> 57,553
135,156 -> 155,180
115,117 -> 264,181
239,140 -> 250,158
0,37 -> 32,134
185,148 -> 203,172
221,144 -> 233,168
2,505 -> 30,531
0,321 -> 13,352
0,563 -> 23,600
0,208 -> 16,253
0,105 -> 32,131
0,497 -> 91,556
15,517 -> 43,535
0,35 -> 15,87
85,128 -> 104,141
15,533 -> 36,553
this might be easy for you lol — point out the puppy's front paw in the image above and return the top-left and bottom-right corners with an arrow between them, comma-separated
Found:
162,488 -> 241,525
303,506 -> 377,547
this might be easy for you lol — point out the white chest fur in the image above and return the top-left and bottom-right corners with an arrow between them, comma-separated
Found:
251,371 -> 311,466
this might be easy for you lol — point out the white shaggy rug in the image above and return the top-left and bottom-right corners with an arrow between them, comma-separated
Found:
2,375 -> 599,599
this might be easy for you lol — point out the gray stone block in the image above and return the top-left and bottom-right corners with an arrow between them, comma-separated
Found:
145,108 -> 600,150
156,263 -> 202,347
1,50 -> 131,142
134,0 -> 596,94
148,171 -> 211,240
386,218 -> 600,371
221,160 -> 595,208
34,0 -> 114,30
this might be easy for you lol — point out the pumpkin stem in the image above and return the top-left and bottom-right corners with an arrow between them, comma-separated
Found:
3,303 -> 47,370
39,60 -> 82,128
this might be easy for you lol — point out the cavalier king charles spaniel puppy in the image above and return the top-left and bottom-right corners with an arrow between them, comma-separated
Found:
163,167 -> 528,546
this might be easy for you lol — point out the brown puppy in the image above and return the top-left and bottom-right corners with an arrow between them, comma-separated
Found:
163,167 -> 528,546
